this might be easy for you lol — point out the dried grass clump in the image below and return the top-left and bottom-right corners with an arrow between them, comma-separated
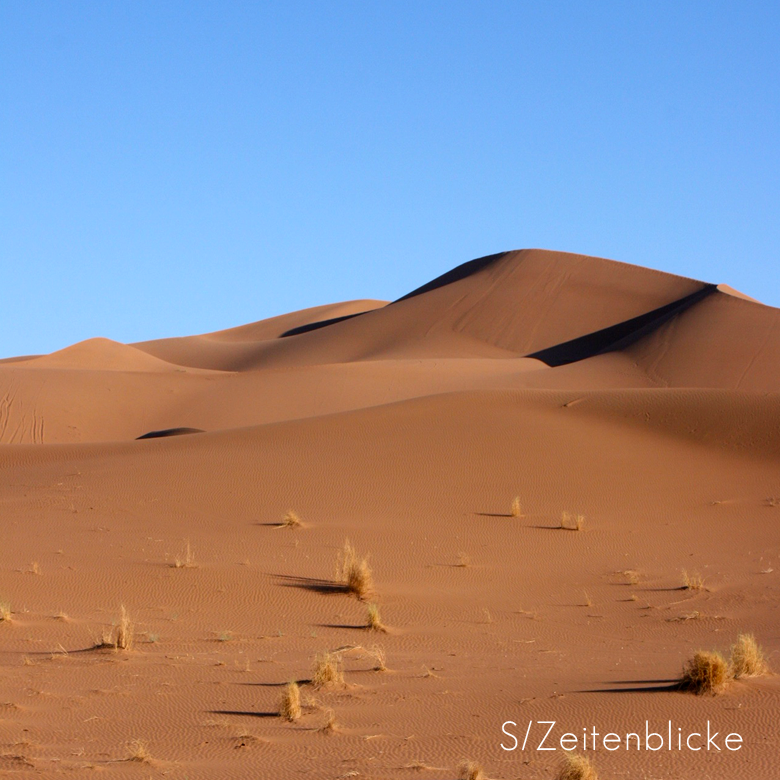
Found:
281,510 -> 302,528
93,606 -> 135,651
0,602 -> 11,622
511,496 -> 522,517
172,540 -> 196,569
312,651 -> 344,688
279,681 -> 301,721
681,570 -> 705,590
556,753 -> 598,780
336,539 -> 373,599
561,511 -> 585,531
680,650 -> 730,694
366,603 -> 386,632
320,708 -> 338,735
458,760 -> 486,780
369,644 -> 387,672
125,739 -> 152,763
456,551 -> 471,568
731,633 -> 770,679
116,605 -> 134,650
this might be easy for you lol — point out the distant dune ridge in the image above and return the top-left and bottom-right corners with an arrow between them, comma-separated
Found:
1,248 -> 778,444
1,249 -> 778,778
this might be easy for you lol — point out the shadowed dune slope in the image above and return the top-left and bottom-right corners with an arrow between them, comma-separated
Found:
626,289 -> 780,392
133,298 -> 387,370
192,249 -> 712,369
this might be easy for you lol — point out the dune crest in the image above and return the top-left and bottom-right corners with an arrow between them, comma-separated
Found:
23,337 -> 188,372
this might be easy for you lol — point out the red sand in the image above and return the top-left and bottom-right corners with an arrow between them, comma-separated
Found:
0,249 -> 778,778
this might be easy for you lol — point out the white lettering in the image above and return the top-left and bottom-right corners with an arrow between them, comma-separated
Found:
706,721 -> 720,751
646,721 -> 663,751
537,721 -> 556,751
500,721 -> 517,751
725,733 -> 743,751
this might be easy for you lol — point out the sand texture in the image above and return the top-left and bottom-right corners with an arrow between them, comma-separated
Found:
1,249 -> 778,778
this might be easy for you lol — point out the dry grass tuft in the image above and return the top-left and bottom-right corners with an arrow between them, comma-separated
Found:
279,681 -> 301,721
458,760 -> 485,780
666,611 -> 702,622
731,633 -> 770,679
125,739 -> 152,763
281,510 -> 302,528
366,603 -> 386,632
0,602 -> 11,622
561,511 -> 585,531
369,644 -> 387,672
456,551 -> 471,568
337,539 -> 374,599
114,605 -> 134,651
680,650 -> 730,694
312,651 -> 344,688
681,569 -> 705,591
511,496 -> 522,517
320,708 -> 338,735
172,540 -> 196,569
622,569 -> 640,585
556,753 -> 598,780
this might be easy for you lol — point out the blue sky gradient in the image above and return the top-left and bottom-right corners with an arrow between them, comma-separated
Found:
2,2 -> 778,356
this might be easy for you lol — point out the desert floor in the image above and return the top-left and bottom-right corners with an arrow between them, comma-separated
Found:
1,249 -> 779,778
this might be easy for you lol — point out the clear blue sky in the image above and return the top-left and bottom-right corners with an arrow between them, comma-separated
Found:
2,2 -> 778,357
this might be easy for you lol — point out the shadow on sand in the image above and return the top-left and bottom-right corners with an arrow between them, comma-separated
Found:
273,573 -> 349,595
208,709 -> 278,719
581,678 -> 681,694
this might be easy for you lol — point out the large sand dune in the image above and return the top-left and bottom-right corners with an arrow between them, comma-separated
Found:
1,249 -> 778,778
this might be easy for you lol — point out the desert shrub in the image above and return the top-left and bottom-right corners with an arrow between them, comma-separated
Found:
312,651 -> 344,688
337,539 -> 373,599
279,681 -> 301,721
458,760 -> 485,780
561,512 -> 585,531
556,753 -> 598,780
114,605 -> 134,650
366,602 -> 386,631
680,650 -> 730,694
281,510 -> 302,528
681,569 -> 705,590
731,633 -> 770,678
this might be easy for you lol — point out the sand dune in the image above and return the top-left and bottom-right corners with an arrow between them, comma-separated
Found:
21,337 -> 191,372
0,249 -> 778,778
3,249 -> 778,444
133,299 -> 386,371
